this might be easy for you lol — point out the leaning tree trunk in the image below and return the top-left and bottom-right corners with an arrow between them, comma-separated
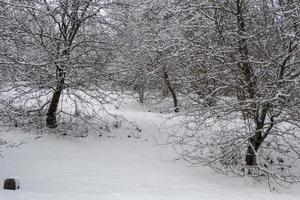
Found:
46,69 -> 65,128
163,68 -> 179,113
245,104 -> 269,166
46,89 -> 62,128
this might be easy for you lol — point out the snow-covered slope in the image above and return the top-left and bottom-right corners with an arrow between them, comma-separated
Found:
0,99 -> 299,200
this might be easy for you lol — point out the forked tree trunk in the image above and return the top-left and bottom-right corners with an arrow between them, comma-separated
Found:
245,105 -> 269,166
163,68 -> 179,113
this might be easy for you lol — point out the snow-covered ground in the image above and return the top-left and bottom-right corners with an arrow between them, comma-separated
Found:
1,99 -> 300,200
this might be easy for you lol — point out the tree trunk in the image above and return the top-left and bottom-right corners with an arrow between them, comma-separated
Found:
46,89 -> 62,128
235,0 -> 265,166
245,132 -> 263,166
138,90 -> 144,104
245,104 -> 269,165
133,83 -> 145,104
46,68 -> 65,128
236,0 -> 256,120
163,69 -> 179,113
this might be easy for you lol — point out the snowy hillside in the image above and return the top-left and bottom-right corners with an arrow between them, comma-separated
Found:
1,99 -> 300,200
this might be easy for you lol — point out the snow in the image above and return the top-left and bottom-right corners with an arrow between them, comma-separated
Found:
0,98 -> 300,200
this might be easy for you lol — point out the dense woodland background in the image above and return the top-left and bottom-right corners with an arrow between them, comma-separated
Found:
1,0 -> 300,186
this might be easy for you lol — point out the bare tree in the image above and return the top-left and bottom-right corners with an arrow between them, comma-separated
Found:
0,0 -> 117,129
167,0 -> 300,184
115,0 -> 182,111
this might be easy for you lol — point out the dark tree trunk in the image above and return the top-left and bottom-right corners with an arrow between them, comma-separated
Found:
139,91 -> 144,104
235,0 -> 266,166
245,104 -> 269,166
133,83 -> 145,104
46,68 -> 65,128
245,130 -> 263,166
163,69 -> 179,113
46,89 -> 62,128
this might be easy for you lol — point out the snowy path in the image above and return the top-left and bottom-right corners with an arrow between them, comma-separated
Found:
0,101 -> 300,200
